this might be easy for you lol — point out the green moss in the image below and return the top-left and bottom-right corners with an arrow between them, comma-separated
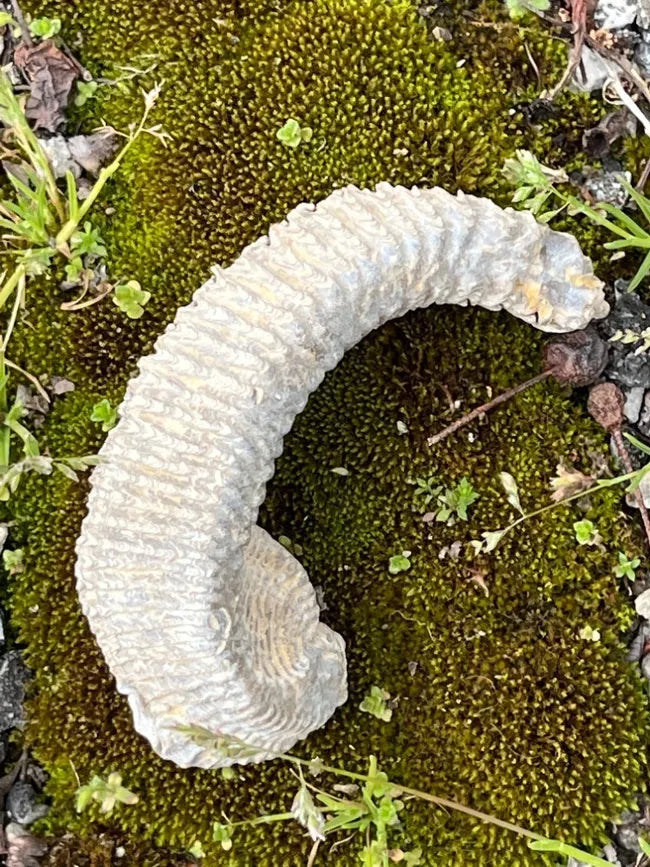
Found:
3,0 -> 648,864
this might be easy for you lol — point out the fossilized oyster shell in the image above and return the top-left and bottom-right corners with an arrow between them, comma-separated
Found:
75,183 -> 608,768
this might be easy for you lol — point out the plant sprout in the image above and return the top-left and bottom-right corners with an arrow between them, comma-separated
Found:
359,686 -> 393,722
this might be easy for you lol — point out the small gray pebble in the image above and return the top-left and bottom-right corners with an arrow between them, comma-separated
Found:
7,781 -> 49,825
0,651 -> 29,732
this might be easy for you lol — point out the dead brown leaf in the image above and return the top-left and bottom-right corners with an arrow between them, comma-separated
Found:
549,463 -> 595,502
14,39 -> 82,132
4,823 -> 47,867
467,567 -> 489,597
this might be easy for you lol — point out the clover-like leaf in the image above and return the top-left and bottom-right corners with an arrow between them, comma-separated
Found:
359,686 -> 392,722
113,279 -> 151,319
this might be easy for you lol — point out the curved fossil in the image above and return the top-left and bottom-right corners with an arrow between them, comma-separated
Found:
75,183 -> 608,768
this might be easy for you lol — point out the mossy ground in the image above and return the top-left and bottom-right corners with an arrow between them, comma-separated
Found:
3,0 -> 649,864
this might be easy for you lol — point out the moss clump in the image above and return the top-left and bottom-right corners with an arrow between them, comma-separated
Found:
3,0 -> 648,864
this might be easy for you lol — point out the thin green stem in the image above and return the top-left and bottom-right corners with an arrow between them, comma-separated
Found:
278,754 -> 543,842
0,72 -> 65,221
2,272 -> 25,351
55,107 -> 155,247
492,469 -> 644,545
0,263 -> 27,312
230,811 -> 294,829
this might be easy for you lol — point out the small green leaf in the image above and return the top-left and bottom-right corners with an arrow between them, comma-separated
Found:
71,221 -> 107,259
113,280 -> 151,319
188,841 -> 205,858
0,13 -> 14,27
277,118 -> 312,148
90,399 -> 118,432
573,519 -> 597,546
53,461 -> 79,482
614,551 -> 640,580
359,686 -> 392,722
212,821 -> 234,851
64,256 -> 84,284
639,836 -> 650,856
75,785 -> 94,813
499,471 -> 524,516
2,548 -> 23,575
29,16 -> 61,39
75,79 -> 99,107
388,553 -> 411,575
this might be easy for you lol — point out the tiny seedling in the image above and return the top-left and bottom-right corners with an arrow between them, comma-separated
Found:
75,772 -> 138,814
411,474 -> 442,507
112,279 -> 151,319
188,840 -> 205,859
388,552 -> 411,575
614,552 -> 640,580
71,221 -> 107,259
28,16 -> 61,39
74,80 -> 99,107
212,821 -> 234,850
2,547 -> 23,574
90,398 -> 117,432
435,477 -> 479,523
578,625 -> 601,642
359,686 -> 393,722
573,519 -> 599,546
276,118 -> 313,148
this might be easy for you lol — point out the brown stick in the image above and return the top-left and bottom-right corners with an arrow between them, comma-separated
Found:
427,370 -> 551,448
9,0 -> 32,47
548,0 -> 588,100
637,159 -> 650,193
612,427 -> 650,549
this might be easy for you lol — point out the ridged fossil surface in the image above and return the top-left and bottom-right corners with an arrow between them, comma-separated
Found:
75,183 -> 608,768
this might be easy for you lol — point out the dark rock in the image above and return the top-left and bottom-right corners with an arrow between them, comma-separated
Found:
614,824 -> 641,855
600,292 -> 650,389
543,328 -> 609,386
588,382 -> 626,431
581,166 -> 631,207
6,781 -> 49,825
0,651 -> 29,732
